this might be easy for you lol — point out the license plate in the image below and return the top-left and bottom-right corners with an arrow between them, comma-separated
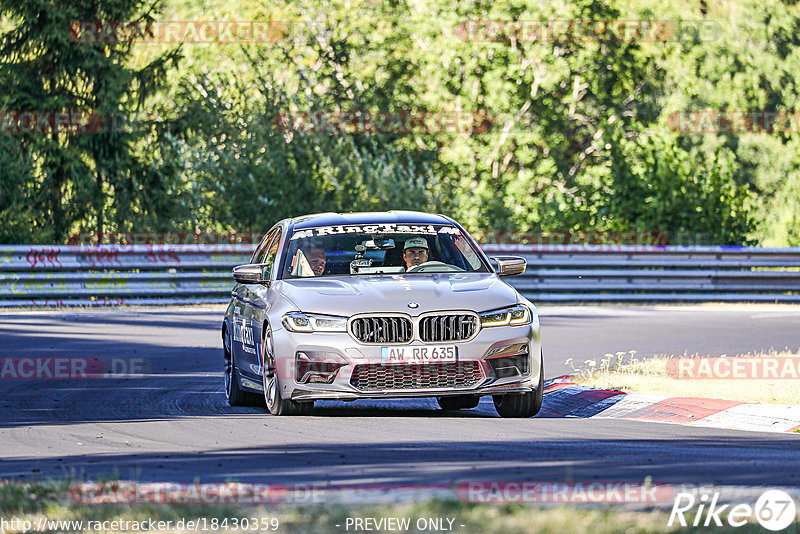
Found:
380,345 -> 458,364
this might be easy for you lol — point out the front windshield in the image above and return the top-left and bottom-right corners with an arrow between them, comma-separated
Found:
283,223 -> 488,278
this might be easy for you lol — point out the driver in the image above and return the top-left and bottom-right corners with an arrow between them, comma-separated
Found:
402,237 -> 429,270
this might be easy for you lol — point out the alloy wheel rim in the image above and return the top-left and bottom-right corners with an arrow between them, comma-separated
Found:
263,327 -> 277,409
224,331 -> 233,398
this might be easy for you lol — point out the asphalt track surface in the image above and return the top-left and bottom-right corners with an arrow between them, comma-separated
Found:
1,305 -> 800,489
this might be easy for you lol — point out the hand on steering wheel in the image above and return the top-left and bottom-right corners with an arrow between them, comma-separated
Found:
407,261 -> 464,273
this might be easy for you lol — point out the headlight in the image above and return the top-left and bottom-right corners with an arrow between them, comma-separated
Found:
479,304 -> 531,327
282,312 -> 348,332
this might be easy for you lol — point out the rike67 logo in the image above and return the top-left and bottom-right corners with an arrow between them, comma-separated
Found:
669,489 -> 797,531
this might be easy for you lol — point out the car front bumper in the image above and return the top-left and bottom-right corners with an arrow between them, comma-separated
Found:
251,322 -> 541,402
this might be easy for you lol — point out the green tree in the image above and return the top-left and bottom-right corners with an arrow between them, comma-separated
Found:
0,0 -> 179,243
648,0 -> 800,244
588,129 -> 755,244
151,4 -> 441,234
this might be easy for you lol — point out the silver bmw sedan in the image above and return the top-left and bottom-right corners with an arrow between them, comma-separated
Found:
223,211 -> 542,417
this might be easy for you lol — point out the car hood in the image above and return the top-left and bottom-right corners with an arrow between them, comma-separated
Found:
275,273 -> 519,315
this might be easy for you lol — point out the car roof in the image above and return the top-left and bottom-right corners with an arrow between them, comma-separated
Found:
289,210 -> 452,230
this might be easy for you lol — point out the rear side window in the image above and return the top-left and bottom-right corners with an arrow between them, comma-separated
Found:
262,228 -> 282,268
252,228 -> 279,264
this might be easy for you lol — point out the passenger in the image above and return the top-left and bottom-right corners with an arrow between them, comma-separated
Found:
291,246 -> 327,277
402,237 -> 429,270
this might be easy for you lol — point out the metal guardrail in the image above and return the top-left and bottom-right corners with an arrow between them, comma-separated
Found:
0,245 -> 250,307
482,244 -> 800,303
1,244 -> 800,306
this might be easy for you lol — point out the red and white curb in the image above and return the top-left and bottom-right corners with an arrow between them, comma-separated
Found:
542,376 -> 800,434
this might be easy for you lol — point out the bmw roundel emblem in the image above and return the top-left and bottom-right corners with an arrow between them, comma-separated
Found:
407,302 -> 419,309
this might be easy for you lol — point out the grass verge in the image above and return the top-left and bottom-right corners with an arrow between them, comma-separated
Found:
568,350 -> 800,404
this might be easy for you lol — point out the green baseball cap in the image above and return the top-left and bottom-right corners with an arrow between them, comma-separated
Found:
404,237 -> 429,250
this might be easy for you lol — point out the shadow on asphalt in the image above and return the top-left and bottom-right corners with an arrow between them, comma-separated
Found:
3,436 -> 800,487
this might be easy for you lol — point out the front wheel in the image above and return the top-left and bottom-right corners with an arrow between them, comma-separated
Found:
262,324 -> 313,416
493,352 -> 544,418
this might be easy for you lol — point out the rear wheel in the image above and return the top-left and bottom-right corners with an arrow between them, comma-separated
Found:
437,395 -> 480,411
493,351 -> 544,418
224,327 -> 263,407
262,324 -> 314,416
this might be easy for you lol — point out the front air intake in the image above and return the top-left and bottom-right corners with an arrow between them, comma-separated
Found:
349,316 -> 413,344
419,314 -> 478,342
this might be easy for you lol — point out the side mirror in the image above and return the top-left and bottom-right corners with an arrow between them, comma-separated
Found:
489,256 -> 527,276
232,264 -> 271,285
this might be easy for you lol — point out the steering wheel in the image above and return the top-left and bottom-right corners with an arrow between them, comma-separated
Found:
407,261 -> 465,273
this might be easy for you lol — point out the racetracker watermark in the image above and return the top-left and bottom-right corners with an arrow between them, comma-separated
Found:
69,231 -> 265,247
0,357 -> 149,379
479,230 -> 670,248
68,21 -> 287,44
0,517 -> 280,532
276,108 -> 800,138
456,481 -> 675,504
65,230 -> 710,249
454,19 -> 721,43
273,110 -> 492,135
666,356 -> 800,380
275,109 -> 668,135
0,111 -> 158,135
668,110 -> 800,134
70,482 -> 287,505
69,482 -> 452,505
476,230 -> 718,251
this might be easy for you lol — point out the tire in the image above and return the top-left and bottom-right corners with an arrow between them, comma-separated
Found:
493,351 -> 544,418
437,395 -> 481,410
224,327 -> 263,407
262,324 -> 314,416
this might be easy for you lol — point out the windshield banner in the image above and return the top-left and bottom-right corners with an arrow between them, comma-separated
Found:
291,224 -> 460,240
